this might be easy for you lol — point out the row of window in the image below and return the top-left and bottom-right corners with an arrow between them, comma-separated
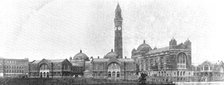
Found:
30,72 -> 63,76
148,52 -> 169,57
93,64 -> 105,70
4,66 -> 25,69
4,74 -> 22,77
5,70 -> 25,73
73,67 -> 83,72
108,71 -> 120,77
92,72 -> 120,77
156,71 -> 192,77
3,60 -> 27,64
177,64 -> 186,69
40,64 -> 71,70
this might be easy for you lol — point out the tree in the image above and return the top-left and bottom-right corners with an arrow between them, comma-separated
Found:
139,73 -> 147,85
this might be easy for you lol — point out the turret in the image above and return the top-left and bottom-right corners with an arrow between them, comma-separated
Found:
131,48 -> 136,56
184,39 -> 191,49
114,3 -> 123,28
153,47 -> 157,50
69,56 -> 72,61
169,38 -> 177,49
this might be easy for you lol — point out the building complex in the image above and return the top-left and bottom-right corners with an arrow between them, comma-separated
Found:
0,4 -> 224,82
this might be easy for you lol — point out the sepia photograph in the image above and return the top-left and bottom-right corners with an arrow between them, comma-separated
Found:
0,0 -> 224,85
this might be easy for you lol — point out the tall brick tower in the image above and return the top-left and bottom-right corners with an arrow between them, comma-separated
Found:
114,3 -> 123,58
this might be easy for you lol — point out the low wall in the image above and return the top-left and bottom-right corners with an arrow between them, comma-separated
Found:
0,78 -> 175,85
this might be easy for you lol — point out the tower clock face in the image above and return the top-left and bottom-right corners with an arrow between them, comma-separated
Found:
115,27 -> 121,30
118,27 -> 121,30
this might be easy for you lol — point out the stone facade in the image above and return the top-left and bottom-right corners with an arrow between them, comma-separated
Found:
89,4 -> 138,80
132,38 -> 192,82
29,59 -> 72,78
114,4 -> 123,58
69,50 -> 90,77
194,61 -> 224,81
91,49 -> 138,80
0,58 -> 29,77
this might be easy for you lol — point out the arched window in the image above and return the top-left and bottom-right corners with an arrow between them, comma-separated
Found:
47,72 -> 49,78
117,72 -> 120,77
177,53 -> 187,69
178,53 -> 186,64
204,65 -> 209,71
40,64 -> 49,70
108,71 -> 111,77
112,71 -> 115,77
108,63 -> 121,78
43,72 -> 45,77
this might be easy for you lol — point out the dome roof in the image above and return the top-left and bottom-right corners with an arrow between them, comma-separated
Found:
73,50 -> 89,61
104,49 -> 118,59
137,40 -> 152,52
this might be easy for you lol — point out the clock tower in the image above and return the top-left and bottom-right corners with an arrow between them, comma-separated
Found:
114,3 -> 123,58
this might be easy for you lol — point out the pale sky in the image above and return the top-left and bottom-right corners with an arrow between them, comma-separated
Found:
0,0 -> 224,65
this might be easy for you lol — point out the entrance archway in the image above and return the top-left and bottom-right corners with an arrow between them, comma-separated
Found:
108,63 -> 120,79
39,63 -> 50,78
177,52 -> 187,69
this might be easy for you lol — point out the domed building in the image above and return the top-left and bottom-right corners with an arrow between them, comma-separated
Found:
132,40 -> 152,57
131,40 -> 152,72
28,3 -> 195,82
70,50 -> 90,77
137,40 -> 152,53
132,38 -> 192,82
90,4 -> 138,80
91,49 -> 137,80
73,50 -> 89,61
104,49 -> 118,59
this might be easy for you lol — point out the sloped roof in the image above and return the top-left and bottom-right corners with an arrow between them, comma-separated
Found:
118,58 -> 135,62
31,60 -> 41,64
146,47 -> 169,54
92,58 -> 109,62
49,59 -> 65,63
212,63 -> 224,72
31,59 -> 67,64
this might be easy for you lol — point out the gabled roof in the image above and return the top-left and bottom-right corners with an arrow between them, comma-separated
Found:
48,59 -> 65,63
30,59 -> 68,64
31,60 -> 41,64
146,47 -> 169,54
